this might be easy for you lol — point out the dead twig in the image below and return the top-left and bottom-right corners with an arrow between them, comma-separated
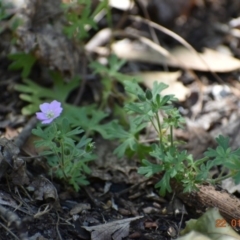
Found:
14,116 -> 37,149
0,222 -> 20,240
55,209 -> 63,240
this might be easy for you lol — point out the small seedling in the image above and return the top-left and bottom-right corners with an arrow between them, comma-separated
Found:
109,81 -> 240,196
32,100 -> 95,191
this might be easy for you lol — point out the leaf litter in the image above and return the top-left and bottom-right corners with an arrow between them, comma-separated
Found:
1,0 -> 240,239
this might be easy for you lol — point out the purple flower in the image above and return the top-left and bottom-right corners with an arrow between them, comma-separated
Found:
36,100 -> 63,124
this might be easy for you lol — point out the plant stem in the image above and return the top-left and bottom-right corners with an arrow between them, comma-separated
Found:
155,112 -> 163,147
170,125 -> 173,148
194,157 -> 209,166
149,118 -> 158,135
60,140 -> 68,180
217,167 -> 228,179
211,173 -> 233,184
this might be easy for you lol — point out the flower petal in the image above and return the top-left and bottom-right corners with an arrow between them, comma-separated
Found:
36,112 -> 47,121
53,107 -> 63,116
39,103 -> 50,113
42,118 -> 54,124
50,100 -> 63,117
50,100 -> 61,109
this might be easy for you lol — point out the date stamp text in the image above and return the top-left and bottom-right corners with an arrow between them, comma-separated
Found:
216,219 -> 240,228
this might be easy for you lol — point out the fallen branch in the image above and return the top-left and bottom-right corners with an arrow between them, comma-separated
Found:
176,182 -> 240,229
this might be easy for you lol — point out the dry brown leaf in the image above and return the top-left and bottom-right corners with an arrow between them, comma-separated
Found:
82,216 -> 143,240
4,127 -> 19,140
112,39 -> 172,65
86,28 -> 112,52
221,178 -> 240,194
10,156 -> 30,186
70,203 -> 91,215
112,40 -> 240,72
91,138 -> 142,184
170,47 -> 240,72
28,176 -> 58,202
131,71 -> 189,101
22,135 -> 50,157
0,190 -> 18,208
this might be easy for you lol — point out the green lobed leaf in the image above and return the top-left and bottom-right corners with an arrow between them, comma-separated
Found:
155,171 -> 172,196
138,159 -> 163,177
152,81 -> 168,100
8,53 -> 36,78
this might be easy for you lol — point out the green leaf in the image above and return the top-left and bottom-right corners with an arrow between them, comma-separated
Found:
76,135 -> 92,149
91,0 -> 108,17
161,95 -> 172,105
8,53 -> 36,78
51,72 -> 81,102
105,120 -> 129,139
138,159 -> 163,177
233,171 -> 240,184
137,94 -> 146,101
82,163 -> 91,174
69,105 -> 109,136
195,164 -> 209,181
65,127 -> 83,137
113,138 -> 136,158
32,126 -> 46,139
63,0 -> 97,40
152,81 -> 168,100
0,2 -> 11,21
215,135 -> 229,150
155,171 -> 172,196
105,116 -> 147,157
109,55 -> 126,73
145,89 -> 152,100
14,75 -> 80,115
124,80 -> 145,97
125,102 -> 145,114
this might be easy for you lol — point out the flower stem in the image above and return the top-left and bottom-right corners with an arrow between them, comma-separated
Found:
155,112 -> 163,147
170,125 -> 173,148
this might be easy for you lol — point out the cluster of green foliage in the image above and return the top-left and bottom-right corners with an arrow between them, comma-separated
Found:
0,0 -> 110,190
62,0 -> 109,41
32,118 -> 95,191
3,0 -> 240,194
110,81 -> 240,196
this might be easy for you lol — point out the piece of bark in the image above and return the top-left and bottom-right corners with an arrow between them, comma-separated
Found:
0,137 -> 20,179
0,116 -> 37,179
175,182 -> 240,229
